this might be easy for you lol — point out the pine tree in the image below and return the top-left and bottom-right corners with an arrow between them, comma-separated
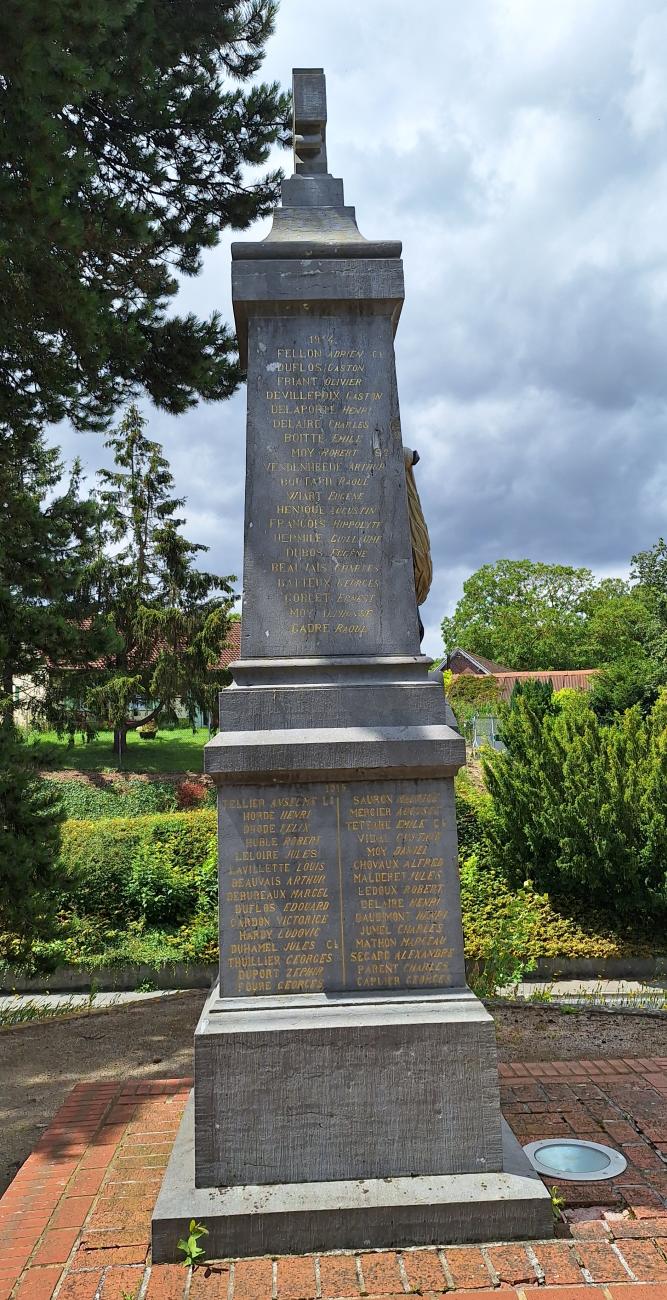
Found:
483,688 -> 667,919
0,725 -> 64,944
81,405 -> 235,756
0,427 -> 111,729
0,0 -> 290,440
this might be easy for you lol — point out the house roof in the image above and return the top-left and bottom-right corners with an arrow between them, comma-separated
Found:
493,669 -> 598,701
47,617 -> 242,674
217,618 -> 241,669
444,648 -> 512,674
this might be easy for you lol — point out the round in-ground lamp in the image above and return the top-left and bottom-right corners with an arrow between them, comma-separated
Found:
523,1138 -> 627,1181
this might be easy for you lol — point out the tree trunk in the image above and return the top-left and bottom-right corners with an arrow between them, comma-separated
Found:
2,665 -> 15,732
113,726 -> 127,763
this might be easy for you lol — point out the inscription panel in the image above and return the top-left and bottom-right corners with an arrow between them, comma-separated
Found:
219,778 -> 465,997
241,312 -> 420,658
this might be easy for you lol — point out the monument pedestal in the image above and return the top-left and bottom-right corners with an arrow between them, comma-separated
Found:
195,986 -> 503,1184
152,68 -> 553,1260
153,984 -> 550,1258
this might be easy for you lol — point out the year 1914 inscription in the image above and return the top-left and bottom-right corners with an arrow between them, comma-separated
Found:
219,779 -> 465,997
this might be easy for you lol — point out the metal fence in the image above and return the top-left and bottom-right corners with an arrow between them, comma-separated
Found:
470,713 -> 505,753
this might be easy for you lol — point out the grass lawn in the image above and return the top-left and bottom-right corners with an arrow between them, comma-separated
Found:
26,727 -> 210,774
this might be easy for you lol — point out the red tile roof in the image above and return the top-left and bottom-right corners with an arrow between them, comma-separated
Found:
217,618 -> 241,669
493,669 -> 598,701
49,617 -> 242,674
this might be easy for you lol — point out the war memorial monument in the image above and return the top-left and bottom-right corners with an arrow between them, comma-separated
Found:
152,68 -> 552,1259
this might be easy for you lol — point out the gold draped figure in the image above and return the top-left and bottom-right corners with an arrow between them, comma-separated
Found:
404,448 -> 432,608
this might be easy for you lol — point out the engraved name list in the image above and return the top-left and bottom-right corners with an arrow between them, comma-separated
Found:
219,779 -> 459,997
243,313 -> 411,656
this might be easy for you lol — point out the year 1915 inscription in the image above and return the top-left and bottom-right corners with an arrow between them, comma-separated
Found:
219,778 -> 464,997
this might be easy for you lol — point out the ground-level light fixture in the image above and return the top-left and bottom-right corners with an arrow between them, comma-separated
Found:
523,1138 -> 627,1181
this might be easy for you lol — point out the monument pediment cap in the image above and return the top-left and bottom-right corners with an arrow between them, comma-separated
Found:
232,69 -> 401,262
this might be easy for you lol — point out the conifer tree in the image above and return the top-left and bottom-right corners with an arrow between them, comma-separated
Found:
483,688 -> 667,919
0,427 -> 110,729
0,0 -> 290,440
81,405 -> 235,756
0,725 -> 64,944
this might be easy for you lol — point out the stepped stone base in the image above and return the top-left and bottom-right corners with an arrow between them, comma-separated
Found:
151,984 -> 553,1260
151,1097 -> 552,1261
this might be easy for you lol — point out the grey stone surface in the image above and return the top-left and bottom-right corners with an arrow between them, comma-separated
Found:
293,67 -> 328,174
215,777 -> 464,997
152,1096 -> 552,1261
204,724 -> 465,783
237,312 -> 417,659
194,984 -> 502,1186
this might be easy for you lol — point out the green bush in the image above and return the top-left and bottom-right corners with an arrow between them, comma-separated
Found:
483,687 -> 667,918
461,856 -> 541,995
55,808 -> 217,925
0,729 -> 63,945
454,768 -> 493,858
447,673 -> 501,741
52,778 -> 178,820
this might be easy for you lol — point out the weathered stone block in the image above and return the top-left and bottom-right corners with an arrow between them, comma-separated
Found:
194,984 -> 503,1186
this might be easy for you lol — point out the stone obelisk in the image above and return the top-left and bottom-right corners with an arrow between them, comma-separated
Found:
152,68 -> 551,1258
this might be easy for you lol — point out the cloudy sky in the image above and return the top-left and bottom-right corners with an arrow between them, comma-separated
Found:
56,0 -> 667,658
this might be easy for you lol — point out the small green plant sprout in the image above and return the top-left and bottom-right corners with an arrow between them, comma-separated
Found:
120,1289 -> 138,1300
177,1219 -> 209,1267
527,984 -> 554,1004
550,1185 -> 566,1221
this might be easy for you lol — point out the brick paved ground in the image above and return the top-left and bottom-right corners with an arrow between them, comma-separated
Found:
1,1057 -> 667,1299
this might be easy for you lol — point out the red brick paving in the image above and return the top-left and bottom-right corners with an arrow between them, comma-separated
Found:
0,1061 -> 666,1297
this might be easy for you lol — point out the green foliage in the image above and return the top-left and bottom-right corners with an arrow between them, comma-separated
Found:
442,559 -> 596,669
458,851 -> 650,964
138,720 -> 158,740
55,809 -> 216,926
177,1219 -> 209,1268
630,538 -> 667,682
508,677 -> 556,719
589,653 -> 661,724
448,674 -> 501,741
0,430 -> 112,730
454,768 -> 494,859
5,791 -> 658,977
580,578 -> 654,666
0,727 -> 64,941
53,779 -> 178,820
460,852 -> 543,993
483,688 -> 667,919
81,405 -> 235,754
442,558 -> 655,673
449,675 -> 500,707
0,0 -> 289,441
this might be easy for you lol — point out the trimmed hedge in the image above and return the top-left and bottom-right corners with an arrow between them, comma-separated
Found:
57,809 -> 217,924
53,778 -> 180,821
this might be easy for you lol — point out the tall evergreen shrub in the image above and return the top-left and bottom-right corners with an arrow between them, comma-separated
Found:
0,728 -> 64,941
483,688 -> 667,919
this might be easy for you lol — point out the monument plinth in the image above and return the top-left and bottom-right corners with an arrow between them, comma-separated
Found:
152,68 -> 552,1259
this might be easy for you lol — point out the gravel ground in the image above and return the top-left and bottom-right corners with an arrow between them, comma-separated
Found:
0,991 -> 665,1196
